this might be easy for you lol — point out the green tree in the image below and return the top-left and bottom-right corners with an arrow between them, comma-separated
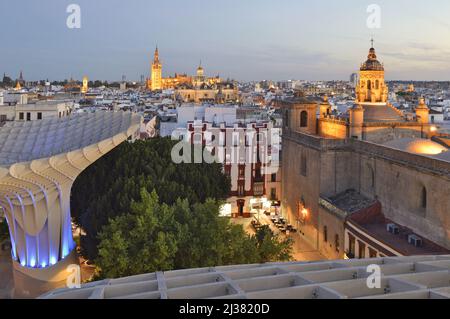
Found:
96,190 -> 179,278
71,138 -> 230,260
94,189 -> 293,279
254,225 -> 293,263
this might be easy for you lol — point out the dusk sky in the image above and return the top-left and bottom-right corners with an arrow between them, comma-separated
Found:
1,0 -> 450,81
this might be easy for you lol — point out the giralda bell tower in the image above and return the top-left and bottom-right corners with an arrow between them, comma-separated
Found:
150,46 -> 162,91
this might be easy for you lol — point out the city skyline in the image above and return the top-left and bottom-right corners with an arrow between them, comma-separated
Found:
1,0 -> 450,82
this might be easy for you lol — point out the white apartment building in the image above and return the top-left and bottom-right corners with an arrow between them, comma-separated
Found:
0,93 -> 73,122
161,104 -> 282,218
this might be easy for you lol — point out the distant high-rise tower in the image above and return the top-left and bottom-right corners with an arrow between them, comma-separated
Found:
350,73 -> 358,88
150,46 -> 162,91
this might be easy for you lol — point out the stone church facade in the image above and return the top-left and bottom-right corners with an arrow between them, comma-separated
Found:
280,45 -> 450,260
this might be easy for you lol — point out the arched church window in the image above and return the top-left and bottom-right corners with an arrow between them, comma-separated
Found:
367,80 -> 372,90
367,164 -> 375,188
300,111 -> 308,128
284,110 -> 289,128
375,80 -> 379,89
421,186 -> 427,209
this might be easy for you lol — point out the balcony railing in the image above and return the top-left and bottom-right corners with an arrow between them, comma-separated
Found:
253,182 -> 264,197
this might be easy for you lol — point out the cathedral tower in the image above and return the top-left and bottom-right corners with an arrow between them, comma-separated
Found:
81,76 -> 88,94
150,46 -> 162,91
415,97 -> 429,124
355,41 -> 388,103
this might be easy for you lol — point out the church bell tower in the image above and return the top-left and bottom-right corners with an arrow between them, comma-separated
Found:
355,40 -> 388,104
150,46 -> 162,91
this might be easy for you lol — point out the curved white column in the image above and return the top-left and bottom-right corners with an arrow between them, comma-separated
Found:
0,111 -> 141,296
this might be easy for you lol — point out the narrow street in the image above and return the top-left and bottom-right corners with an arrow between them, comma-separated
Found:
231,214 -> 325,262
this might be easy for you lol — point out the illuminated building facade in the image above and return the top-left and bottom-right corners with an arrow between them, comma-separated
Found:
81,76 -> 88,94
279,42 -> 450,261
146,47 -> 227,95
0,111 -> 141,297
316,45 -> 432,142
186,121 -> 280,217
150,47 -> 163,91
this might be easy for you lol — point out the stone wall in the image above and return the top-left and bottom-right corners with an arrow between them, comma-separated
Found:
362,125 -> 425,144
318,204 -> 345,260
318,119 -> 348,139
282,130 -> 450,251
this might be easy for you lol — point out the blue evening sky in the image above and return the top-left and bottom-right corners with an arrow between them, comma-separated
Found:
1,0 -> 449,81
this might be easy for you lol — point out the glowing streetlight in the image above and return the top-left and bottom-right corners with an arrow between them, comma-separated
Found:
301,208 -> 308,219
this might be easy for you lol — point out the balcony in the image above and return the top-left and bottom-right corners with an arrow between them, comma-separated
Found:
253,182 -> 264,197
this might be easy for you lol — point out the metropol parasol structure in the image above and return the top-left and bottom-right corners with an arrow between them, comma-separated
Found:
0,111 -> 141,297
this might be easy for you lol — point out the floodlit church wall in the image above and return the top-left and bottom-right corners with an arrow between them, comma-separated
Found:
318,120 -> 348,139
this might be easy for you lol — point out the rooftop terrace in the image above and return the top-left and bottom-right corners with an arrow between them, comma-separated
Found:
40,255 -> 450,299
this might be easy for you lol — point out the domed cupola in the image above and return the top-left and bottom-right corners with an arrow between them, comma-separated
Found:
360,47 -> 384,71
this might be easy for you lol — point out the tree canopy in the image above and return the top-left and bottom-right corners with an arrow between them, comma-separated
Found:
95,189 -> 293,279
71,138 -> 231,260
71,137 -> 293,278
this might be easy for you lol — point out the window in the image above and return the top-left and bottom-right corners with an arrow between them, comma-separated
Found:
255,167 -> 262,180
271,173 -> 277,182
358,241 -> 365,259
371,168 -> 375,188
300,153 -> 307,176
37,112 -> 42,120
19,112 -> 24,120
323,226 -> 328,243
367,80 -> 372,90
254,183 -> 264,197
300,111 -> 308,127
348,234 -> 356,258
375,80 -> 379,89
421,186 -> 427,209
239,166 -> 245,178
26,112 -> 31,121
367,164 -> 375,188
335,234 -> 340,253
0,115 -> 6,122
270,188 -> 277,200
238,183 -> 244,197
283,110 -> 289,128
